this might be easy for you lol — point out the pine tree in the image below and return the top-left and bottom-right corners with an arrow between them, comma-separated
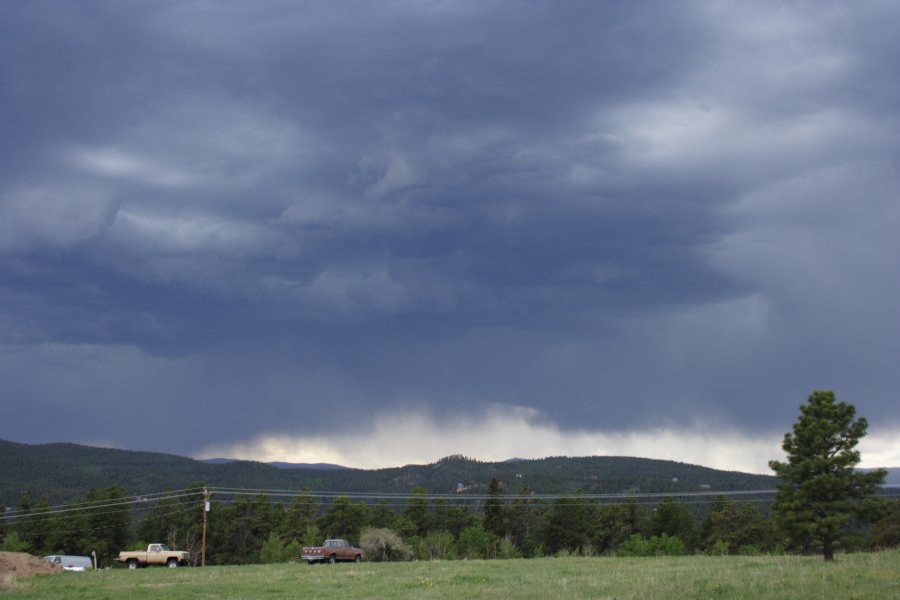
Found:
869,499 -> 900,549
281,489 -> 319,544
594,500 -> 647,554
317,496 -> 367,544
544,490 -> 596,554
700,500 -> 767,554
13,493 -> 51,554
136,483 -> 205,559
651,497 -> 697,550
769,390 -> 887,560
508,487 -> 545,556
483,478 -> 507,537
403,487 -> 432,537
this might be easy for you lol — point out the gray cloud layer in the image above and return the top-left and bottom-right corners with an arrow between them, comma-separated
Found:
1,1 -> 898,458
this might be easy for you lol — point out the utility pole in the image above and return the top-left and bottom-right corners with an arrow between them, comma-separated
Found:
201,488 -> 211,567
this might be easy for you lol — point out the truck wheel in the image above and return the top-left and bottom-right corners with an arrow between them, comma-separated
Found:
329,554 -> 336,564
167,559 -> 179,568
127,559 -> 139,570
355,555 -> 361,563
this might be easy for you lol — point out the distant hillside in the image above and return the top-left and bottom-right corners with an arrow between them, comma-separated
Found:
888,469 -> 900,486
0,439 -> 783,507
861,467 -> 900,487
200,458 -> 349,470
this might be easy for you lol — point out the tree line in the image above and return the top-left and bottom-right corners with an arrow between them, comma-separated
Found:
2,482 -> 897,566
1,391 -> 897,564
0,438 -> 777,510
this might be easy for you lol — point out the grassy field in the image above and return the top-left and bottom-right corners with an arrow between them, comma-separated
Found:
3,551 -> 899,599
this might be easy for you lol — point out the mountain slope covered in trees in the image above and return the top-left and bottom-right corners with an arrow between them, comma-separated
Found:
0,439 -> 776,506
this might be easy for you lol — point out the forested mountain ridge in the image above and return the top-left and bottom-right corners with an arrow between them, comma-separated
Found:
0,438 -> 777,506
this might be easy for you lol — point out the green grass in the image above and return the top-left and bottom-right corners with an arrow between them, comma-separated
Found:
4,551 -> 899,599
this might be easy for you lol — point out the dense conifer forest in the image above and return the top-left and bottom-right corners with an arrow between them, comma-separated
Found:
2,439 -> 897,566
0,439 -> 775,507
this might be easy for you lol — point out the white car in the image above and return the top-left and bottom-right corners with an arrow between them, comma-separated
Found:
42,555 -> 93,571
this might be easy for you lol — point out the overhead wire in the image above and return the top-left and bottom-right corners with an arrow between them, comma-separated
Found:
4,485 -> 895,530
205,486 -> 784,501
2,487 -> 203,518
5,494 -> 202,528
2,490 -> 202,525
9,505 -> 198,540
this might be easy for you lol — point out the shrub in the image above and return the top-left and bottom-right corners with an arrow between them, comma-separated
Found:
710,539 -> 730,556
457,525 -> 498,559
497,536 -> 522,559
359,528 -> 412,562
1,532 -> 30,553
617,534 -> 684,557
301,524 -> 321,548
413,531 -> 456,560
259,531 -> 291,564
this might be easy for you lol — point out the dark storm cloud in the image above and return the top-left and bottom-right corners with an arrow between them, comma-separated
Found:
1,0 -> 898,458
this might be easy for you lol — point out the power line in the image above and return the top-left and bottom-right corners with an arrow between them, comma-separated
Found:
4,486 -> 894,531
205,486 -> 784,502
10,505 -> 195,540
3,491 -> 201,524
6,495 -> 201,528
3,487 -> 203,518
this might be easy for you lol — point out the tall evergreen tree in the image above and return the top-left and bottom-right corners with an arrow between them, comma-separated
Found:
368,501 -> 398,530
698,495 -> 730,546
13,493 -> 51,554
440,505 -> 477,539
317,496 -> 367,544
544,491 -> 596,554
403,487 -> 432,537
483,478 -> 508,537
594,500 -> 648,554
769,390 -> 887,560
45,499 -> 87,556
651,497 -> 696,549
136,484 -> 205,559
869,499 -> 900,550
281,489 -> 319,544
508,488 -> 545,556
700,501 -> 767,553
82,485 -> 132,565
209,493 -> 280,564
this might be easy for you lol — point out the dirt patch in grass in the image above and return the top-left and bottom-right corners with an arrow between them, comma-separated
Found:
0,551 -> 62,590
0,552 -> 62,578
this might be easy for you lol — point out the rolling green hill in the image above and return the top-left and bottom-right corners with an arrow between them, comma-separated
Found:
0,438 -> 776,507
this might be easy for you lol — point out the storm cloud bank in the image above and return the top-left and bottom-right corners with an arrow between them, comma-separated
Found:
1,1 -> 898,469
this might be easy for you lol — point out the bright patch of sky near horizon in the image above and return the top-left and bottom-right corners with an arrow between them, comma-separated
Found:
1,1 -> 898,472
193,407 -> 900,474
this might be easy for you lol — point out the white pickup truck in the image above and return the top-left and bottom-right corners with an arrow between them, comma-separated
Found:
116,544 -> 191,569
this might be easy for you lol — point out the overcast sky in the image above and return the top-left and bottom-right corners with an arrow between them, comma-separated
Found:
1,0 -> 898,474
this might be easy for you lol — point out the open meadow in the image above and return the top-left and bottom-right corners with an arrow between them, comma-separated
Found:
3,551 -> 899,600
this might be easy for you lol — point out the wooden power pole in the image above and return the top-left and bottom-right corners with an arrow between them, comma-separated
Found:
201,488 -> 211,567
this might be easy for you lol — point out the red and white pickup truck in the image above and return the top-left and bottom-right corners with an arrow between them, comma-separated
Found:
301,539 -> 363,564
